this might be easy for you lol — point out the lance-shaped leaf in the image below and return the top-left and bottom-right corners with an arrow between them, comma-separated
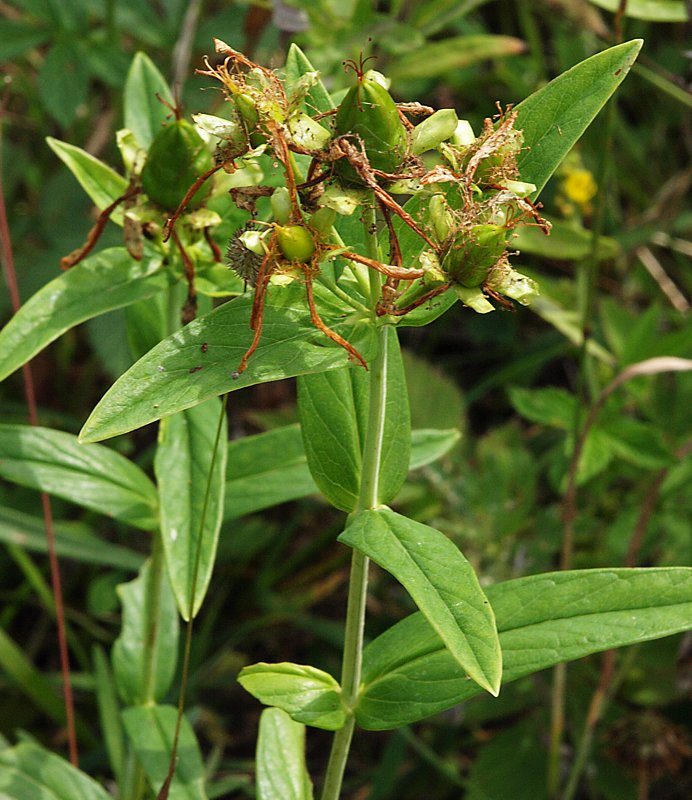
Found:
298,327 -> 410,512
47,138 -> 129,215
340,508 -> 501,696
589,0 -> 687,21
357,567 -> 692,729
0,248 -> 167,383
0,742 -> 111,800
515,39 -> 643,197
0,506 -> 143,570
224,423 -> 316,520
93,645 -> 126,788
389,34 -> 526,81
284,44 -> 335,114
80,282 -> 376,443
155,397 -> 227,620
124,51 -> 175,150
0,626 -> 84,732
0,424 -> 159,530
238,662 -> 346,731
111,559 -> 179,706
224,424 -> 460,519
256,708 -> 314,800
121,705 -> 206,800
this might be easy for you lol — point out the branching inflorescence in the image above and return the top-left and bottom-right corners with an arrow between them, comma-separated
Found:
62,38 -> 550,375
192,40 -> 549,375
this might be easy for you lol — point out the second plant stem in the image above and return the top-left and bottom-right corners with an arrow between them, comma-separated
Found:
320,206 -> 389,800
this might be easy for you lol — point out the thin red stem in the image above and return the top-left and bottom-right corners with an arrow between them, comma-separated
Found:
0,132 -> 78,765
303,265 -> 367,369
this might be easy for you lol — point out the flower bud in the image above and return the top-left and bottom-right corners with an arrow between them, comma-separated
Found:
270,187 -> 292,225
451,119 -> 475,146
411,109 -> 458,155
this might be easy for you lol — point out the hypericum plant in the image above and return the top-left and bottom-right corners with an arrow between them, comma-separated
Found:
1,35 -> 691,800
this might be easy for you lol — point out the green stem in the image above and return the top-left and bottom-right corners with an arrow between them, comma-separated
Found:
320,202 -> 388,800
142,537 -> 165,705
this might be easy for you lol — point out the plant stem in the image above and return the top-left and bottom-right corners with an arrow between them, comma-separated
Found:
320,203 -> 388,800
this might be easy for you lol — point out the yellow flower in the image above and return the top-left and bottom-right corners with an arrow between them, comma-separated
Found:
562,169 -> 597,208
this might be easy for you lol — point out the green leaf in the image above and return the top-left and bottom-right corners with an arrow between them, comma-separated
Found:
0,506 -> 143,570
155,398 -> 227,620
387,35 -> 526,81
223,424 -> 459,520
47,139 -> 129,214
340,507 -> 501,696
357,567 -> 692,729
238,662 -> 346,731
297,327 -> 410,512
0,20 -> 48,61
256,708 -> 314,800
111,559 -> 179,706
508,385 -> 577,429
224,424 -> 317,520
528,282 -> 615,365
515,40 -> 643,197
0,742 -> 111,800
93,646 -> 125,787
0,424 -> 159,530
297,366 -> 368,512
599,417 -> 674,471
0,627 -> 75,731
571,426 -> 614,485
403,349 -> 465,432
121,705 -> 206,800
409,428 -> 461,469
0,248 -> 167,383
124,51 -> 175,150
284,44 -> 335,114
513,217 -> 620,261
466,717 -> 548,800
589,0 -> 687,21
79,283 -> 376,442
39,40 -> 89,127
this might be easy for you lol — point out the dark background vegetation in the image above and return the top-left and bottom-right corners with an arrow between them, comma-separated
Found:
1,1 -> 690,798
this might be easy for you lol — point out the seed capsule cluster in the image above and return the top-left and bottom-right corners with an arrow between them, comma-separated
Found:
173,41 -> 550,371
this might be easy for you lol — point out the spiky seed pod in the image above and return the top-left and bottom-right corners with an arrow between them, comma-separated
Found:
226,224 -> 264,286
141,119 -> 214,211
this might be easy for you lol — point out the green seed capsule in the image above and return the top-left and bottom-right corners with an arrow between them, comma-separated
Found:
270,187 -> 292,225
141,119 -> 213,211
442,224 -> 507,288
276,225 -> 316,263
334,70 -> 408,180
428,194 -> 454,244
233,93 -> 264,147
